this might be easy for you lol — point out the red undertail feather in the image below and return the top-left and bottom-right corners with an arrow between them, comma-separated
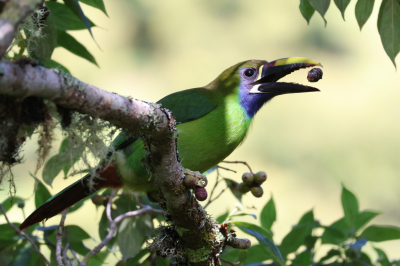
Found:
19,165 -> 123,231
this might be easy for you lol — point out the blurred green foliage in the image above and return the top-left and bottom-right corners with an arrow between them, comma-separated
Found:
2,181 -> 400,265
2,0 -> 400,265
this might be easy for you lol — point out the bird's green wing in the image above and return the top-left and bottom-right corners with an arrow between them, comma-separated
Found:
112,88 -> 217,150
158,88 -> 217,123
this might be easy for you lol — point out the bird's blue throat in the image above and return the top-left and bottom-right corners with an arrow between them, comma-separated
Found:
239,83 -> 274,118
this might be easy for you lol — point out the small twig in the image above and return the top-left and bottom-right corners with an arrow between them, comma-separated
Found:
69,246 -> 80,262
205,188 -> 227,209
204,168 -> 221,208
106,190 -> 117,222
0,204 -> 51,266
216,165 -> 237,173
56,209 -> 69,266
79,205 -> 160,265
225,237 -> 251,249
63,243 -> 70,266
221,160 -> 253,175
219,257 -> 239,265
204,168 -> 230,209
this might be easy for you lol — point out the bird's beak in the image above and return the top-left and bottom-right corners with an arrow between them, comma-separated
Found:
249,57 -> 322,94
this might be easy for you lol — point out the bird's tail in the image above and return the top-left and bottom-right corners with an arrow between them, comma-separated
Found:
19,165 -> 123,231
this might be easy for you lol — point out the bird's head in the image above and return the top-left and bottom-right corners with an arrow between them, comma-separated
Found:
208,57 -> 322,117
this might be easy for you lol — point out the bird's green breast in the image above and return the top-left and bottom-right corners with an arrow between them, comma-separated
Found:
176,93 -> 252,173
116,93 -> 252,192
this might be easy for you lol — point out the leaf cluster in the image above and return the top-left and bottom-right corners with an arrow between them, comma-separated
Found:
6,0 -> 107,72
299,0 -> 400,67
219,185 -> 400,266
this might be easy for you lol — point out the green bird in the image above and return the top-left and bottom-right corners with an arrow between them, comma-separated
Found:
20,57 -> 321,230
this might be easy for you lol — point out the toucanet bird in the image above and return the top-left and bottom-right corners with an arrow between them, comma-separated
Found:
20,57 -> 322,230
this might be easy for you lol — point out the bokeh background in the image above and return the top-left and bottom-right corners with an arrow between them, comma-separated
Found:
1,0 -> 400,264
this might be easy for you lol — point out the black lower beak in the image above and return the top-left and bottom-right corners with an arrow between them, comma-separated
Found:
250,57 -> 322,95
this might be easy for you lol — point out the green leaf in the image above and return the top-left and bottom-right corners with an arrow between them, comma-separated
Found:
321,218 -> 349,244
30,12 -> 57,61
260,196 -> 276,232
279,210 -> 316,258
244,245 -> 273,263
126,249 -> 151,266
69,241 -> 90,255
299,0 -> 315,24
0,246 -> 14,265
377,0 -> 400,67
91,251 -> 109,266
35,179 -> 52,209
359,225 -> 400,242
341,185 -> 358,229
224,178 -> 242,202
46,1 -> 95,31
374,247 -> 391,266
42,136 -> 84,186
63,0 -> 94,37
9,242 -> 32,266
334,0 -> 351,20
238,226 -> 285,266
57,31 -> 98,66
220,245 -> 272,264
0,224 -> 22,247
79,0 -> 108,16
43,59 -> 70,74
229,213 -> 257,220
355,210 -> 381,232
319,249 -> 341,262
64,225 -> 91,242
308,0 -> 331,26
68,200 -> 84,213
25,251 -> 47,266
292,250 -> 312,265
0,196 -> 24,215
238,249 -> 247,263
42,154 -> 68,186
117,218 -> 143,259
216,211 -> 229,224
231,221 -> 272,239
355,0 -> 375,30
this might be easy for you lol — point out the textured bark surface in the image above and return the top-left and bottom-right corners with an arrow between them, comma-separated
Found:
0,60 -> 217,265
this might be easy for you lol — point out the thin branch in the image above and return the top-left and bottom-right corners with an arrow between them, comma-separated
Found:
216,165 -> 237,173
63,243 -> 70,266
204,168 -> 221,209
225,237 -> 251,249
79,205 -> 159,266
221,160 -> 254,175
219,257 -> 239,266
69,246 -> 80,262
0,203 -> 51,266
205,188 -> 227,209
106,190 -> 117,222
56,209 -> 69,266
204,168 -> 228,209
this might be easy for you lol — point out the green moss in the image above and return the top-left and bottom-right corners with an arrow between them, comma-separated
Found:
175,226 -> 189,237
186,246 -> 210,263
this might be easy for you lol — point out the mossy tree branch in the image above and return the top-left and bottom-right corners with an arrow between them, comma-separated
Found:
0,60 -> 235,265
0,0 -> 43,57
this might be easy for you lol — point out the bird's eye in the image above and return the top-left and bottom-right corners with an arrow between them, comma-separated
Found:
244,68 -> 255,77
